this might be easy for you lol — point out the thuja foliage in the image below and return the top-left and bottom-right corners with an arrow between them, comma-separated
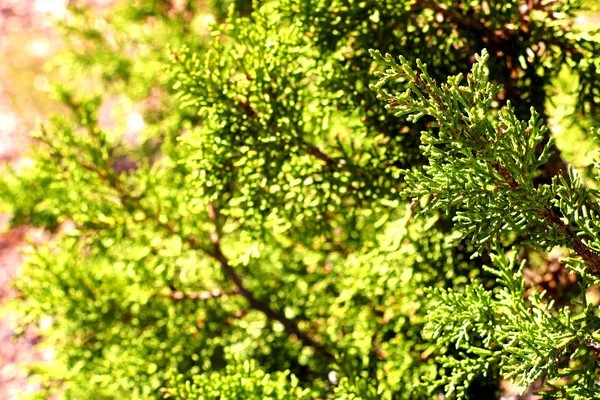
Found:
371,48 -> 600,398
2,0 -> 600,399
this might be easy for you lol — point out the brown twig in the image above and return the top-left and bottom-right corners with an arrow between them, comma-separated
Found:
489,156 -> 600,275
542,209 -> 600,276
305,142 -> 338,168
205,203 -> 335,361
51,127 -> 335,361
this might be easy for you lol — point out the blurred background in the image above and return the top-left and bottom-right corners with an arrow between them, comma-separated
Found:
0,1 -> 112,398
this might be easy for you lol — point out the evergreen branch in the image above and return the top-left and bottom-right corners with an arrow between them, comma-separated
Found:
143,195 -> 335,360
413,0 -> 581,185
37,123 -> 336,361
542,207 -> 600,276
142,202 -> 336,361
488,152 -> 600,274
172,49 -> 364,180
370,49 -> 600,276
205,203 -> 335,361
233,90 -> 350,175
426,250 -> 600,396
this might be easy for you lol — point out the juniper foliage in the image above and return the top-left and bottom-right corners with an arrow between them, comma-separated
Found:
1,0 -> 600,399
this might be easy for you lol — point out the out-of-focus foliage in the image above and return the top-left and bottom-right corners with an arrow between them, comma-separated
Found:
164,357 -> 317,399
1,0 -> 600,399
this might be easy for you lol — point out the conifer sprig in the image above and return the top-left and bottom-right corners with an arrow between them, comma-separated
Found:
425,250 -> 600,399
370,49 -> 600,275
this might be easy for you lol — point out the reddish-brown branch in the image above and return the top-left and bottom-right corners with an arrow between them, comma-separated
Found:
207,242 -> 334,360
305,142 -> 338,168
204,203 -> 334,361
542,209 -> 600,276
63,143 -> 335,360
487,158 -> 600,275
491,162 -> 520,190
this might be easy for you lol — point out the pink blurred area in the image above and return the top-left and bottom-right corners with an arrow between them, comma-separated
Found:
0,0 -> 51,392
0,1 -> 114,397
0,0 -> 68,164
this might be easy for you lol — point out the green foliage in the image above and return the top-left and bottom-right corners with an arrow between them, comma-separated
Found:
370,49 -> 600,259
2,0 -> 600,399
164,358 -> 316,399
370,37 -> 600,400
425,250 -> 600,399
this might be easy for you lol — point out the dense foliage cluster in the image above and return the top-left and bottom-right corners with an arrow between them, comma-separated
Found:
2,0 -> 600,398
